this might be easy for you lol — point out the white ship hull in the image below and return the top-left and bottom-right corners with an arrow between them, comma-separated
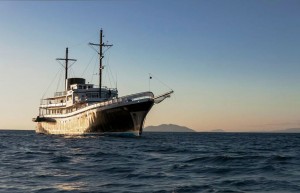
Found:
35,97 -> 154,136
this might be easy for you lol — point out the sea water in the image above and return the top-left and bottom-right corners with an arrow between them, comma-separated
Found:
0,130 -> 300,193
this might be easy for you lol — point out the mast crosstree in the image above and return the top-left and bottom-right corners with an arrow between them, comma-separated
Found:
56,47 -> 77,91
89,29 -> 113,98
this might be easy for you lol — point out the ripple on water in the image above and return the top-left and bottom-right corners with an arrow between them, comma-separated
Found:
1,131 -> 300,193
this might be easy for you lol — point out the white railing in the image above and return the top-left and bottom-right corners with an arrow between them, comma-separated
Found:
40,103 -> 66,108
40,91 -> 154,113
40,92 -> 154,117
119,91 -> 154,102
54,91 -> 67,97
94,91 -> 154,107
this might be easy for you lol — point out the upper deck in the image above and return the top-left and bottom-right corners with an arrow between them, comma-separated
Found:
40,77 -> 118,109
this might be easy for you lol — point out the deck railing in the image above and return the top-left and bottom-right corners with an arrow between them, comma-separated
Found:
40,91 -> 154,111
54,91 -> 67,97
95,92 -> 154,107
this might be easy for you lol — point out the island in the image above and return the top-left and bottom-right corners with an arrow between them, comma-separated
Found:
271,128 -> 300,133
144,124 -> 196,132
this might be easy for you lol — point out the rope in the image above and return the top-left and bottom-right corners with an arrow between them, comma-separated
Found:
149,73 -> 173,91
56,70 -> 63,92
103,45 -> 112,54
41,67 -> 63,99
106,52 -> 116,88
90,57 -> 98,84
81,52 -> 96,77
40,32 -> 100,99
104,52 -> 115,88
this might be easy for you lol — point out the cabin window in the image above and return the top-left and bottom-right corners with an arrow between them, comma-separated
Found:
83,86 -> 86,89
79,85 -> 82,89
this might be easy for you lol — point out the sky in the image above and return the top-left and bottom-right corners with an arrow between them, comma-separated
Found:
0,0 -> 300,132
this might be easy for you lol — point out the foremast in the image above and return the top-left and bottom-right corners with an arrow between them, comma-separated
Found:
89,29 -> 113,98
56,48 -> 77,91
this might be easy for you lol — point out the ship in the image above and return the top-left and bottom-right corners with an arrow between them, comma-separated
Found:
32,29 -> 173,136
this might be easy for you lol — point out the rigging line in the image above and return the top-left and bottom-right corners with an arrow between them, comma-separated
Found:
56,59 -> 76,70
90,59 -> 98,84
69,68 -> 75,78
41,67 -> 63,99
107,68 -> 113,88
102,46 -> 112,54
68,67 -> 73,78
56,70 -> 63,92
56,60 -> 65,69
104,52 -> 113,88
103,70 -> 108,87
106,51 -> 116,86
107,66 -> 112,88
70,68 -> 76,78
116,73 -> 118,90
149,73 -> 173,91
81,52 -> 96,77
68,60 -> 77,69
89,44 -> 100,55
103,58 -> 109,86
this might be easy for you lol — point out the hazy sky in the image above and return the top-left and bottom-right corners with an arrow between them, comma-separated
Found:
0,0 -> 300,132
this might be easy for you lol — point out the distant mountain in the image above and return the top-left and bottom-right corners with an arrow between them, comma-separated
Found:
272,128 -> 300,133
144,124 -> 196,132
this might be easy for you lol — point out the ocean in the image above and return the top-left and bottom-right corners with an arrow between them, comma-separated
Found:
0,131 -> 300,193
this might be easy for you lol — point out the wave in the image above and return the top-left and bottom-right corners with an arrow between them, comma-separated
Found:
1,131 -> 300,193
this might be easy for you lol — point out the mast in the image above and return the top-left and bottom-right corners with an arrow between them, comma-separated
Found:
89,29 -> 113,98
99,30 -> 103,98
56,47 -> 77,91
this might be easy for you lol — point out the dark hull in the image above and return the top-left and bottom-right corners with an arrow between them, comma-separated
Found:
89,101 -> 154,134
